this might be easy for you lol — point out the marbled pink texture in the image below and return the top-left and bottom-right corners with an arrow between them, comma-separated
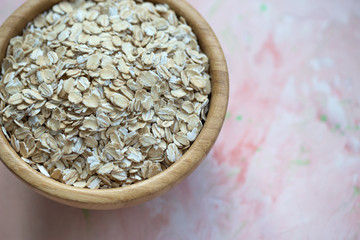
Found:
0,0 -> 360,239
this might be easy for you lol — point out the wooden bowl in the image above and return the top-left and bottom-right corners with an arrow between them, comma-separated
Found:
0,0 -> 229,210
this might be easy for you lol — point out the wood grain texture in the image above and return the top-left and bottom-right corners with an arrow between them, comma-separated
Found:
0,0 -> 229,209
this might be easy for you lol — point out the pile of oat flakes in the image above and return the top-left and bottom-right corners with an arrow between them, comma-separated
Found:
0,0 -> 210,189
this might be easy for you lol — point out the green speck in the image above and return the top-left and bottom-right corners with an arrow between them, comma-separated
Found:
221,26 -> 240,50
232,221 -> 248,237
292,159 -> 310,165
245,35 -> 253,44
227,167 -> 241,177
208,0 -> 223,17
82,209 -> 90,220
238,14 -> 243,21
226,112 -> 231,119
300,146 -> 306,153
256,147 -> 261,152
354,186 -> 360,196
320,115 -> 327,122
260,3 -> 268,12
332,124 -> 341,132
235,115 -> 243,121
241,157 -> 246,162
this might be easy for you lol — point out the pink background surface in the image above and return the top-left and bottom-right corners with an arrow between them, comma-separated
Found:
1,0 -> 360,239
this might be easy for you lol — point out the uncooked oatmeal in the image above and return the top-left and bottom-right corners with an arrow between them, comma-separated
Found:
0,0 -> 211,189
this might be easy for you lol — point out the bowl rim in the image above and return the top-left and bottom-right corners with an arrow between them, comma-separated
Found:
0,0 -> 229,209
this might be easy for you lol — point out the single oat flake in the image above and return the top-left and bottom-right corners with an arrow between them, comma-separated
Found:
0,0 -> 211,189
